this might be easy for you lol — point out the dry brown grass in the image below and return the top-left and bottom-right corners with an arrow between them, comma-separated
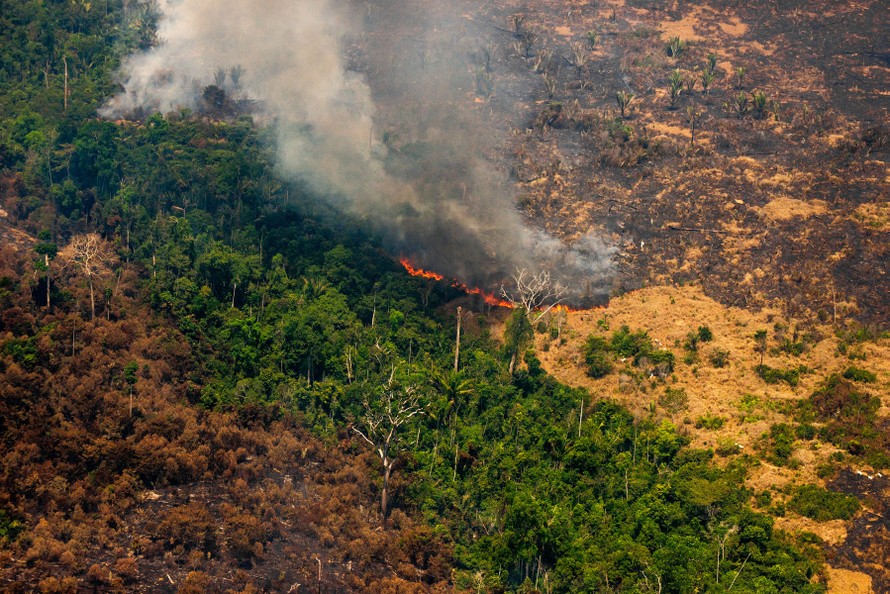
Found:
535,284 -> 889,489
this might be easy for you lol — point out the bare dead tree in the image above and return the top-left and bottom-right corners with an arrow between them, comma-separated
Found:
500,268 -> 568,324
352,375 -> 424,523
60,233 -> 115,320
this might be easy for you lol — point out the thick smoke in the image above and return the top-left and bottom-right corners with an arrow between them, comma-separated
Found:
102,0 -> 615,301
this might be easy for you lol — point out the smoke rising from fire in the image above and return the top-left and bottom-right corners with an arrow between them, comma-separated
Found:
101,0 -> 615,302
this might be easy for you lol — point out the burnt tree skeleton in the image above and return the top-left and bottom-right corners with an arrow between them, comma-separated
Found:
500,268 -> 568,324
352,375 -> 424,523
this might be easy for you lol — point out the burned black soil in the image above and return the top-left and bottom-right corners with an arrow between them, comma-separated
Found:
828,468 -> 890,593
360,0 -> 889,325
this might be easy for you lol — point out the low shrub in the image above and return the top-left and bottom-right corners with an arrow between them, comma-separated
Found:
694,414 -> 725,430
755,364 -> 804,387
842,366 -> 877,383
761,423 -> 796,465
788,484 -> 859,521
659,387 -> 688,415
583,335 -> 613,378
709,348 -> 730,368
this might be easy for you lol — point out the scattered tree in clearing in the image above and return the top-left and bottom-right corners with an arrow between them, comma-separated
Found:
701,68 -> 716,94
753,329 -> 768,366
667,36 -> 685,58
751,90 -> 768,118
735,66 -> 746,89
668,69 -> 683,109
352,374 -> 424,523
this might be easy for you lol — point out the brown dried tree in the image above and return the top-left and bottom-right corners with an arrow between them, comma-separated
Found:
60,233 -> 115,320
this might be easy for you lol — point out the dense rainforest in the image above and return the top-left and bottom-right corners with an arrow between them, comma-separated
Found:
0,1 -> 832,592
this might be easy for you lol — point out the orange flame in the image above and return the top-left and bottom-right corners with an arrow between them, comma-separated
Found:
461,285 -> 515,308
399,258 -> 444,281
399,257 -> 513,308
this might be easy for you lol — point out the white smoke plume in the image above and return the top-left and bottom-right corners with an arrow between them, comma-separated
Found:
102,0 -> 615,302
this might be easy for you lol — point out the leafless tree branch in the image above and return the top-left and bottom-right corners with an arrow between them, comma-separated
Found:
500,268 -> 567,323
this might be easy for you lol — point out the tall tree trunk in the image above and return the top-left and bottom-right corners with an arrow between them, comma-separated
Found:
63,56 -> 68,111
88,276 -> 95,320
454,306 -> 461,372
381,460 -> 393,524
45,254 -> 50,309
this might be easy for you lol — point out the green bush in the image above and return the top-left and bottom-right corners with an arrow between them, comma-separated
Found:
788,485 -> 859,521
0,509 -> 23,543
755,364 -> 803,387
708,348 -> 730,368
780,339 -> 806,356
645,349 -> 675,375
755,490 -> 772,507
610,325 -> 652,358
694,414 -> 725,430
763,423 -> 796,464
582,335 -> 613,378
585,326 -> 676,378
795,423 -> 816,440
842,366 -> 877,383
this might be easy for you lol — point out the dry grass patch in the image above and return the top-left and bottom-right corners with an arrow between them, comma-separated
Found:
825,566 -> 875,594
758,197 -> 829,221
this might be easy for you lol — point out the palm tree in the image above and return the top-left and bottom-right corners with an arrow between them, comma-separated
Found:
616,90 -> 635,118
432,371 -> 475,429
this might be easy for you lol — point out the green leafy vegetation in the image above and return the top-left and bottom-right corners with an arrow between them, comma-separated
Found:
758,423 -> 799,467
755,364 -> 808,387
582,334 -> 612,377
842,366 -> 877,383
788,485 -> 860,521
583,325 -> 676,380
695,414 -> 726,430
798,375 -> 888,469
0,509 -> 22,544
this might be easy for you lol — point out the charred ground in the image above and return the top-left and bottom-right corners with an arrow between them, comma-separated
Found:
360,0 -> 888,324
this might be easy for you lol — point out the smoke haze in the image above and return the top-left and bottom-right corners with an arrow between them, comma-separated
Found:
102,0 -> 615,301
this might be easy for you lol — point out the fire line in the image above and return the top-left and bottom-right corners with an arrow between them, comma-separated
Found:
398,258 -> 513,308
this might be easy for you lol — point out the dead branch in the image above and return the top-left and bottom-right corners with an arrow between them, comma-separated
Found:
500,268 -> 567,324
